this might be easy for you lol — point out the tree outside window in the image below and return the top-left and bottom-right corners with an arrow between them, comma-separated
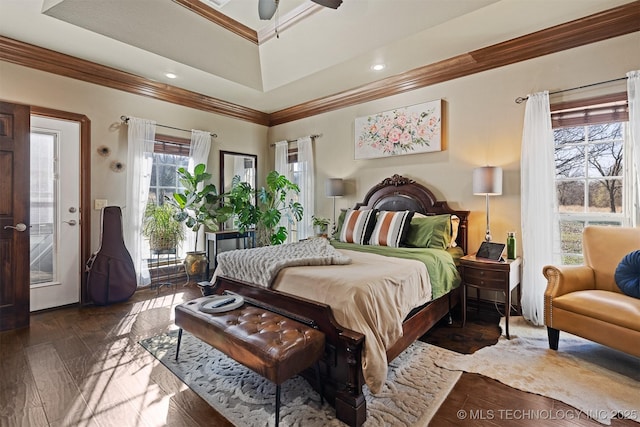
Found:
553,95 -> 629,265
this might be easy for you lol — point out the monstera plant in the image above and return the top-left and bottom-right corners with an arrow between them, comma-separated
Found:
224,170 -> 303,246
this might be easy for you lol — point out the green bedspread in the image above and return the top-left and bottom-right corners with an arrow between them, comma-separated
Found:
331,241 -> 461,299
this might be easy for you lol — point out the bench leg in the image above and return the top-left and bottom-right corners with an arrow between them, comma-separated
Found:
175,328 -> 183,360
314,362 -> 324,405
275,384 -> 281,427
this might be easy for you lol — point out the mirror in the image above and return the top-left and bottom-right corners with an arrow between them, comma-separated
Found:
220,150 -> 257,229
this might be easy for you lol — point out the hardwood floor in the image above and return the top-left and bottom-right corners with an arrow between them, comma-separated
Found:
0,286 -> 634,426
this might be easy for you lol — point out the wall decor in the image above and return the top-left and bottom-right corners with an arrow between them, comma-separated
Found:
110,160 -> 125,172
355,99 -> 442,160
97,145 -> 111,157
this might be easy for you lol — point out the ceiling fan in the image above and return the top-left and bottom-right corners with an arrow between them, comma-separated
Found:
258,0 -> 342,20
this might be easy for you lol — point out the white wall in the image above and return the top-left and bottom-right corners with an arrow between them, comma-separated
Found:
268,33 -> 640,256
0,61 -> 269,251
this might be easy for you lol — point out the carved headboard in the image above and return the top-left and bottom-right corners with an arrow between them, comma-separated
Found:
354,174 -> 469,253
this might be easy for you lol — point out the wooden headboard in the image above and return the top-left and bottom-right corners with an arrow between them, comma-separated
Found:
353,174 -> 470,253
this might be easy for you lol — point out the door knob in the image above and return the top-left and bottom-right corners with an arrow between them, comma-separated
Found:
63,220 -> 77,226
4,223 -> 28,232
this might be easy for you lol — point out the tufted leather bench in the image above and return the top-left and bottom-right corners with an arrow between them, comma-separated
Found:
174,296 -> 325,426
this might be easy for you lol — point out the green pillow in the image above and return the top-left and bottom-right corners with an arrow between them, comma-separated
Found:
403,214 -> 451,249
332,209 -> 347,240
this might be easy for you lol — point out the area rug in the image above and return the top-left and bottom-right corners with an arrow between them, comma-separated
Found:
433,317 -> 640,425
139,330 -> 461,426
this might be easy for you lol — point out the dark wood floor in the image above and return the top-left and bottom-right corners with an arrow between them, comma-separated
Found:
0,284 -> 634,427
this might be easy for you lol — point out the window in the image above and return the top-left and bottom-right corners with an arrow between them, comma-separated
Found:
552,93 -> 631,264
144,135 -> 190,264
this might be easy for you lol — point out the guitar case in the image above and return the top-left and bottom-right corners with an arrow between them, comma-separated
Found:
86,206 -> 137,305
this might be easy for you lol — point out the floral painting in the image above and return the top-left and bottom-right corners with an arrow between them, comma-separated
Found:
355,99 -> 442,159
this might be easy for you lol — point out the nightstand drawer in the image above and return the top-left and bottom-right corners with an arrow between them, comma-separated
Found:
464,267 -> 505,288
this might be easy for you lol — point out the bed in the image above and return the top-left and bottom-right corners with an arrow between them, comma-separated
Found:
211,174 -> 469,426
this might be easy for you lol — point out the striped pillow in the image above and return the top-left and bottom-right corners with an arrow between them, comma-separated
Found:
339,209 -> 377,244
369,211 -> 414,247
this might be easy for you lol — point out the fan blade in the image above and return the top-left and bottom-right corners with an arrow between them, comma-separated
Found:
258,0 -> 278,20
311,0 -> 342,9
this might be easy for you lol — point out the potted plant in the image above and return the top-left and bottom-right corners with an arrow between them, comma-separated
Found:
312,215 -> 330,238
167,163 -> 230,279
224,170 -> 303,246
142,203 -> 185,251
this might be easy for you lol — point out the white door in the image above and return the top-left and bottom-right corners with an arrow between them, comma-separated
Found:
29,116 -> 81,311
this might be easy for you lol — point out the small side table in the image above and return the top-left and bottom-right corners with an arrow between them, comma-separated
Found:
150,248 -> 178,293
460,254 -> 522,339
205,229 -> 256,279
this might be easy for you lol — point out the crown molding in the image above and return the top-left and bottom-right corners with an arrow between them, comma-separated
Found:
268,1 -> 640,125
257,3 -> 324,44
0,36 -> 270,125
172,0 -> 259,45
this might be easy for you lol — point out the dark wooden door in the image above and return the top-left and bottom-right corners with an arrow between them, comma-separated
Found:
0,101 -> 30,331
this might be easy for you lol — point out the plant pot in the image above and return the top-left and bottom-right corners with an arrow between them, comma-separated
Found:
184,251 -> 208,281
149,235 -> 178,251
314,224 -> 329,238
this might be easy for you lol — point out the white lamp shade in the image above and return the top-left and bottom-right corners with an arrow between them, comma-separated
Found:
326,178 -> 344,197
473,166 -> 503,196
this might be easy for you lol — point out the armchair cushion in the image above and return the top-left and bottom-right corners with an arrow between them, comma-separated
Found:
615,250 -> 640,298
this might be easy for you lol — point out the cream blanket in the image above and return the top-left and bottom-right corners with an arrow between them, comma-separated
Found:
213,238 -> 351,287
272,249 -> 432,394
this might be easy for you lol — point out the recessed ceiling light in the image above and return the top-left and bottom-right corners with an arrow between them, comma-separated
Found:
371,64 -> 386,71
165,73 -> 177,79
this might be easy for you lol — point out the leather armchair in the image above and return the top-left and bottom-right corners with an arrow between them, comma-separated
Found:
543,225 -> 640,358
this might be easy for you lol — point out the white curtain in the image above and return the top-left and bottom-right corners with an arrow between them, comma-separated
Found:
520,91 -> 559,326
275,140 -> 289,178
185,130 -> 211,253
124,117 -> 155,287
296,136 -> 315,240
274,140 -> 292,243
627,70 -> 640,227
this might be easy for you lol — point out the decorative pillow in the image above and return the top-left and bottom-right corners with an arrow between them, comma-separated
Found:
339,209 -> 377,244
614,250 -> 640,298
332,209 -> 347,240
369,210 -> 414,247
403,214 -> 451,249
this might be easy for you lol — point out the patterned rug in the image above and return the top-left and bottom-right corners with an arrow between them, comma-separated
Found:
139,330 -> 461,426
433,317 -> 640,425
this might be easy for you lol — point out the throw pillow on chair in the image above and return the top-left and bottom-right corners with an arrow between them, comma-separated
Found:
614,250 -> 640,298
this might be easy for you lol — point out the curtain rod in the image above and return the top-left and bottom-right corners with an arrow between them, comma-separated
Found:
514,76 -> 628,104
120,115 -> 217,138
269,134 -> 322,147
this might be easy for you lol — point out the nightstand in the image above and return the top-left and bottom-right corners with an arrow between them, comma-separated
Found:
460,254 -> 522,339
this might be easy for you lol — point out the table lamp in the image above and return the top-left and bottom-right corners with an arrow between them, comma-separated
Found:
325,178 -> 344,233
473,166 -> 503,241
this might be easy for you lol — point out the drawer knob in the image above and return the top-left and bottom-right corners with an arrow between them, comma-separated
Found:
480,271 -> 484,276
